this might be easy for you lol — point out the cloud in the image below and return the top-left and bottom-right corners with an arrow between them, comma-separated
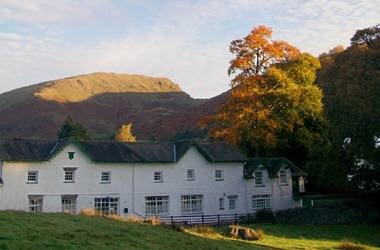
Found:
0,0 -> 379,98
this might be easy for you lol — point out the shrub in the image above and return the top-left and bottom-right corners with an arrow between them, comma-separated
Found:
79,208 -> 97,217
275,205 -> 380,225
144,216 -> 161,225
189,226 -> 216,235
335,240 -> 367,250
255,209 -> 275,223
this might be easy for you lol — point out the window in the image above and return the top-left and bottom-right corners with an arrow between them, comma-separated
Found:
254,171 -> 263,186
27,171 -> 38,184
186,169 -> 195,181
228,195 -> 238,210
154,171 -> 163,183
279,169 -> 287,185
215,169 -> 224,181
94,197 -> 119,216
252,195 -> 271,209
219,198 -> 225,210
63,168 -> 76,183
299,176 -> 305,193
62,196 -> 77,214
101,171 -> 111,183
181,195 -> 202,213
29,196 -> 43,212
145,196 -> 169,215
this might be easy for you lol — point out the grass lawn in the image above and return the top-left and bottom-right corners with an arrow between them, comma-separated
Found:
201,224 -> 380,250
243,224 -> 380,250
0,211 -> 379,250
0,211 -> 263,250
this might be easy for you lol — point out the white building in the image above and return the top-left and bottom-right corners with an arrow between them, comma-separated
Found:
0,139 -> 306,219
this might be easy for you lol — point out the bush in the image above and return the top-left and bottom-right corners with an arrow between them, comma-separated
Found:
335,240 -> 367,250
189,226 -> 216,235
255,209 -> 275,223
275,205 -> 380,225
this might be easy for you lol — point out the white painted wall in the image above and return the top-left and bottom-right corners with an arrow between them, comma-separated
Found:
0,143 -> 298,217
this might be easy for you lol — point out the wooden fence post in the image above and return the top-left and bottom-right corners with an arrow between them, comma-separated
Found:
217,215 -> 220,226
202,215 -> 204,226
235,213 -> 238,224
171,216 -> 174,226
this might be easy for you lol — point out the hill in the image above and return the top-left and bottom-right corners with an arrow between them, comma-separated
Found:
0,211 -> 260,249
0,72 -> 227,140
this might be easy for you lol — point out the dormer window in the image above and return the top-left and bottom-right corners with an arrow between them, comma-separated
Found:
279,169 -> 287,185
68,152 -> 75,160
254,171 -> 263,186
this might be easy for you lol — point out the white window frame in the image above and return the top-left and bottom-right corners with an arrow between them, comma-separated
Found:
186,169 -> 195,181
29,196 -> 43,212
279,169 -> 287,185
94,196 -> 119,216
145,196 -> 169,216
63,168 -> 76,183
61,195 -> 77,214
219,197 -> 225,210
27,171 -> 38,184
215,169 -> 224,181
101,171 -> 111,184
154,171 -> 163,183
252,195 -> 271,210
254,171 -> 264,186
228,196 -> 238,210
181,195 -> 203,214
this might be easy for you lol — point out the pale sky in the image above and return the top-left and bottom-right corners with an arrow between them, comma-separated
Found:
0,0 -> 379,98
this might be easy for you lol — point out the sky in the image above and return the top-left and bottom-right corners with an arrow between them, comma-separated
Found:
0,0 -> 379,98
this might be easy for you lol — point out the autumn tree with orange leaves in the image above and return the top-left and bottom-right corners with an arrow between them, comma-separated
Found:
205,26 -> 325,157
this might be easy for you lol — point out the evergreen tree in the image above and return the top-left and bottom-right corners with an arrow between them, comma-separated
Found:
58,116 -> 90,140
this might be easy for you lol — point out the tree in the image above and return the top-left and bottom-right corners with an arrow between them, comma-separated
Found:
205,26 -> 324,159
351,24 -> 380,49
58,116 -> 90,140
317,24 -> 380,192
115,123 -> 136,142
228,25 -> 299,82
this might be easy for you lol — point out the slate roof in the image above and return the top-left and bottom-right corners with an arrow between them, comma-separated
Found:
0,139 -> 246,163
244,157 -> 307,179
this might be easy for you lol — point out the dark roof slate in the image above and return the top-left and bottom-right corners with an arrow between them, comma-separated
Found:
244,157 -> 307,178
0,139 -> 56,161
0,139 -> 246,163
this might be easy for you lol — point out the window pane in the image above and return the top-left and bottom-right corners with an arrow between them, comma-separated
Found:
94,197 -> 119,216
62,196 -> 77,214
145,196 -> 169,215
252,195 -> 271,209
255,171 -> 263,185
181,195 -> 202,213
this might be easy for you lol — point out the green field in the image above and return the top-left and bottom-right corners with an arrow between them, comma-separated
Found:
0,211 -> 379,250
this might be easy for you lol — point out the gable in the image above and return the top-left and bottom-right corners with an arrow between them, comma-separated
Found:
244,158 -> 307,179
0,139 -> 246,164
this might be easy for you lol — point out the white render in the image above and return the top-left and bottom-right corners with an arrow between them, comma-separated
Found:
0,143 -> 300,217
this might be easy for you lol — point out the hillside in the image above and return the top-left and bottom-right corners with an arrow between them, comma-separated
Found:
0,211 -> 261,250
0,72 -> 225,140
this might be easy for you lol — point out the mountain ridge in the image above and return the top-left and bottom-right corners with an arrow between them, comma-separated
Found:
0,72 -> 227,140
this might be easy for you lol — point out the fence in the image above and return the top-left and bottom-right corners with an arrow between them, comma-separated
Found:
150,213 -> 256,226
